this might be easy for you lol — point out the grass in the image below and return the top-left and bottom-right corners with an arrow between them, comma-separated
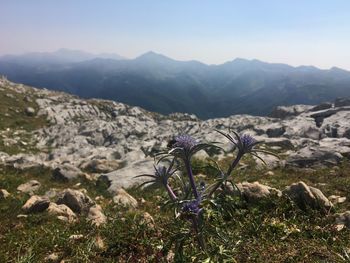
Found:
0,80 -> 350,262
0,84 -> 49,155
0,158 -> 350,262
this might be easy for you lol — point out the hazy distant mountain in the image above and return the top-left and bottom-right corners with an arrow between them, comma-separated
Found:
0,50 -> 350,119
0,49 -> 125,67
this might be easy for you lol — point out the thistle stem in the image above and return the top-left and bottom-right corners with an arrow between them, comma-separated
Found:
165,184 -> 177,201
225,151 -> 243,178
208,152 -> 243,197
185,159 -> 199,199
192,216 -> 206,250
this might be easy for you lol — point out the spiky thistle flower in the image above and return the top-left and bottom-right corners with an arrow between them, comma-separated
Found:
182,199 -> 202,215
135,159 -> 178,201
167,134 -> 211,162
167,134 -> 213,199
208,129 -> 279,197
215,129 -> 260,154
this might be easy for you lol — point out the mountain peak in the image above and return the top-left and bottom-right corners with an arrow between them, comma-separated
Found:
135,51 -> 174,62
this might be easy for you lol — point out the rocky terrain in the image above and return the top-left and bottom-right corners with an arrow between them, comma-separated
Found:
1,76 -> 350,262
1,76 -> 350,189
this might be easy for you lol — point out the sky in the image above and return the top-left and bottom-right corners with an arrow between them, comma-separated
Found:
1,0 -> 350,69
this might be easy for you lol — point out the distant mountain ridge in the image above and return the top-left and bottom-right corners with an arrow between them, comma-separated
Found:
1,49 -> 350,119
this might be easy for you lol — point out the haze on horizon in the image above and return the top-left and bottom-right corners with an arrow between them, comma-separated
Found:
1,0 -> 350,69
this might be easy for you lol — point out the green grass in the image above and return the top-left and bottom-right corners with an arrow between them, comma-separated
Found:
0,81 -> 350,262
0,84 -> 49,155
1,159 -> 350,262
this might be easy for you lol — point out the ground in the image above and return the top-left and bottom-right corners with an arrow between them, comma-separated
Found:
1,80 -> 350,262
1,159 -> 350,262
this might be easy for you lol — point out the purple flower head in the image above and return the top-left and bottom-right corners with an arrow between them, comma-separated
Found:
154,165 -> 171,185
182,199 -> 202,215
173,134 -> 198,151
239,134 -> 257,151
135,159 -> 177,189
216,129 -> 259,154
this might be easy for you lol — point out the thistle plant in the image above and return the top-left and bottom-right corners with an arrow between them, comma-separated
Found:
137,129 -> 278,252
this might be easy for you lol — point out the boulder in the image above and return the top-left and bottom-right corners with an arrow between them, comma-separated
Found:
112,188 -> 138,208
47,203 -> 76,222
104,158 -> 154,191
286,147 -> 343,168
52,164 -> 82,182
22,195 -> 50,213
253,153 -> 283,169
17,180 -> 41,194
266,126 -> 286,137
56,188 -> 94,214
235,182 -> 282,202
283,181 -> 333,210
0,189 -> 10,199
80,159 -> 121,173
87,205 -> 107,226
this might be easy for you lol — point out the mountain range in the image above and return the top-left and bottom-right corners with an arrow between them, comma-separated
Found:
1,49 -> 350,119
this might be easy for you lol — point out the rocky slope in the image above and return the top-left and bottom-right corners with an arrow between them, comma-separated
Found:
1,76 -> 350,192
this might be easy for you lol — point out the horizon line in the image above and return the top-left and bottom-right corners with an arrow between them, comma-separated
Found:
0,48 -> 348,72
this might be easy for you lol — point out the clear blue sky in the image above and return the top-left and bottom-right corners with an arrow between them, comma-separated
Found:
1,0 -> 350,69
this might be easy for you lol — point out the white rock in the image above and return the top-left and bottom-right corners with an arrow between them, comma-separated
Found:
17,180 -> 41,194
87,205 -> 107,226
47,203 -> 76,222
113,188 -> 138,208
283,181 -> 333,210
56,188 -> 94,214
22,195 -> 50,213
0,189 -> 10,199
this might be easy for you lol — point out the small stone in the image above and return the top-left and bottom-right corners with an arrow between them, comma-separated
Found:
95,235 -> 105,250
47,203 -> 76,222
44,252 -> 60,262
140,212 -> 155,228
264,171 -> 275,176
87,205 -> 107,226
328,195 -> 346,205
335,211 -> 350,231
52,165 -> 82,182
234,182 -> 282,202
44,189 -> 58,199
113,188 -> 138,208
56,188 -> 94,214
24,107 -> 35,116
22,195 -> 50,213
0,189 -> 10,199
17,180 -> 41,195
81,173 -> 93,181
283,181 -> 333,211
95,195 -> 104,201
69,234 -> 84,241
17,214 -> 28,219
